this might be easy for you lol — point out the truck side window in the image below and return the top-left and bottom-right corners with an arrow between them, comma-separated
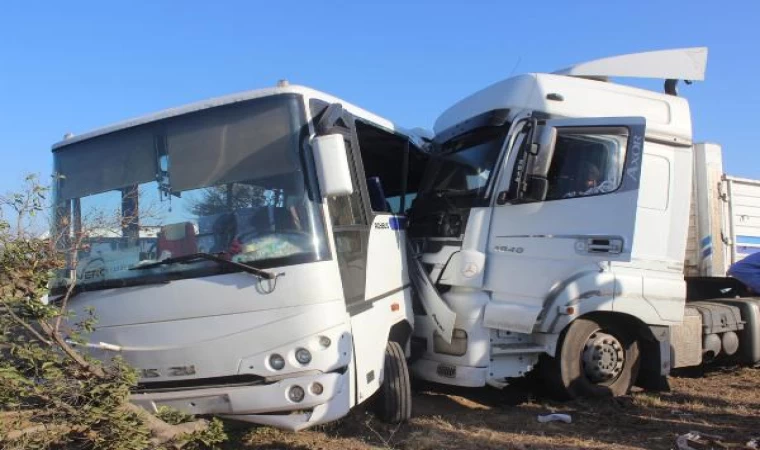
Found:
545,130 -> 628,201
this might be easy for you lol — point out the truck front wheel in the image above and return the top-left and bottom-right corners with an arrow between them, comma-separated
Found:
542,317 -> 640,399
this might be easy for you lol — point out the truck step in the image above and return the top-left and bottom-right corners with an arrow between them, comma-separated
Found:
491,343 -> 545,356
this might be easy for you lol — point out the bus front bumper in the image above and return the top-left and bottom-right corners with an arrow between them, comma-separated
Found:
131,370 -> 351,431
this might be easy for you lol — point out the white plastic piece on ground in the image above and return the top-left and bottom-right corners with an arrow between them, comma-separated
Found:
537,413 -> 572,424
554,47 -> 708,81
65,339 -> 122,352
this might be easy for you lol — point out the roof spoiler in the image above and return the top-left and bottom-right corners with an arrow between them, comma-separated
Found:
553,47 -> 708,96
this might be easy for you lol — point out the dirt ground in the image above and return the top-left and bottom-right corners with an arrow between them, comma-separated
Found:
222,365 -> 760,450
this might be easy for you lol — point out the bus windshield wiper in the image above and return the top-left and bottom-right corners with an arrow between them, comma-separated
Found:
130,252 -> 277,280
49,278 -> 172,299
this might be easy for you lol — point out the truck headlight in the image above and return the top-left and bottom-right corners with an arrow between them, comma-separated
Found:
433,329 -> 468,356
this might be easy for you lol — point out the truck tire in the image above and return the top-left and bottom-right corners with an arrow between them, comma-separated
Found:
377,341 -> 412,423
542,317 -> 640,399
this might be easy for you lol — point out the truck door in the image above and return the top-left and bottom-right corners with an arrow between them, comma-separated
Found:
483,117 -> 645,333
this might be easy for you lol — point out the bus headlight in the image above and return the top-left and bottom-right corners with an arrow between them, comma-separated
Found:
269,353 -> 285,371
288,385 -> 305,403
295,348 -> 312,365
318,336 -> 331,349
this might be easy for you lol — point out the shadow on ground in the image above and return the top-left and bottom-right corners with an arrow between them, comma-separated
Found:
221,365 -> 760,450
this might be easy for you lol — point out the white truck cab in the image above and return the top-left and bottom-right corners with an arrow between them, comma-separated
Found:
50,84 -> 424,430
408,48 -> 760,397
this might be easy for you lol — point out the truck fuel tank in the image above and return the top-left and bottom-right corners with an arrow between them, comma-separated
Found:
685,301 -> 744,361
707,298 -> 760,365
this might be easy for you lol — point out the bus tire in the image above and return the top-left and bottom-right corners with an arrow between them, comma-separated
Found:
377,341 -> 412,423
542,317 -> 640,399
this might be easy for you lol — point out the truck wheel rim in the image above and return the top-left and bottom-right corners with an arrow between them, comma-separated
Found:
582,331 -> 625,384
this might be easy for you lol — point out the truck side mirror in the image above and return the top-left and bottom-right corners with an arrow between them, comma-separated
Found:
312,134 -> 354,197
531,126 -> 557,177
521,175 -> 549,202
516,124 -> 554,204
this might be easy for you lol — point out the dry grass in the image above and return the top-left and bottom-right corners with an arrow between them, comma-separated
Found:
220,364 -> 760,450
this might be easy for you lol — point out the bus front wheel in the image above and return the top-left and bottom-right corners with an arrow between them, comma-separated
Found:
376,341 -> 412,423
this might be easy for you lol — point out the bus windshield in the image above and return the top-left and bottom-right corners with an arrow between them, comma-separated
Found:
51,94 -> 328,291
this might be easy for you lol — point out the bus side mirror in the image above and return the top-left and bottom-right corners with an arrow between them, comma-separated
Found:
312,134 -> 354,197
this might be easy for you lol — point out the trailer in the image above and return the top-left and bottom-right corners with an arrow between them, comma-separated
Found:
680,143 -> 760,367
50,84 -> 427,430
406,47 -> 760,399
687,144 -> 760,279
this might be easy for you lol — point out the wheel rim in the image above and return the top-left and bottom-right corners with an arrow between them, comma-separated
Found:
581,331 -> 625,384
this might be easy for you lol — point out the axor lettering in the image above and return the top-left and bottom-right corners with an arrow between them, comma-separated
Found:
625,134 -> 643,184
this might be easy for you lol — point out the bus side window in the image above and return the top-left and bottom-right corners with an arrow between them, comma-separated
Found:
355,121 -> 414,215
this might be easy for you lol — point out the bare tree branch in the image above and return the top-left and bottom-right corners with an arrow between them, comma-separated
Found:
37,319 -> 107,379
123,402 -> 210,447
5,423 -> 80,441
0,298 -> 52,346
53,234 -> 82,334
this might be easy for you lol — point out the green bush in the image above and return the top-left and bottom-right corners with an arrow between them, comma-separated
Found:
0,176 -> 227,449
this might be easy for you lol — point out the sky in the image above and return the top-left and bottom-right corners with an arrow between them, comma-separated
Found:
1,1 -> 758,196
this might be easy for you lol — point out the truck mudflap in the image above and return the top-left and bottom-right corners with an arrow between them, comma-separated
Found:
407,241 -> 456,343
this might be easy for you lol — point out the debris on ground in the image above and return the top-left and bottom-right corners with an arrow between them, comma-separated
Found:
207,366 -> 759,450
536,413 -> 572,424
676,431 -> 759,450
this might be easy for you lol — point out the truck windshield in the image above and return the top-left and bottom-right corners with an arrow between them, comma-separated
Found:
423,125 -> 507,198
51,94 -> 328,292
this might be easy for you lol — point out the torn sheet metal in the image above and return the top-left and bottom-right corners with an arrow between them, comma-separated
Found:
483,300 -> 542,334
407,241 -> 456,343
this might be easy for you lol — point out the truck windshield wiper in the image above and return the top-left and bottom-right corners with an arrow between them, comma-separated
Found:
431,188 -> 475,197
130,252 -> 277,280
